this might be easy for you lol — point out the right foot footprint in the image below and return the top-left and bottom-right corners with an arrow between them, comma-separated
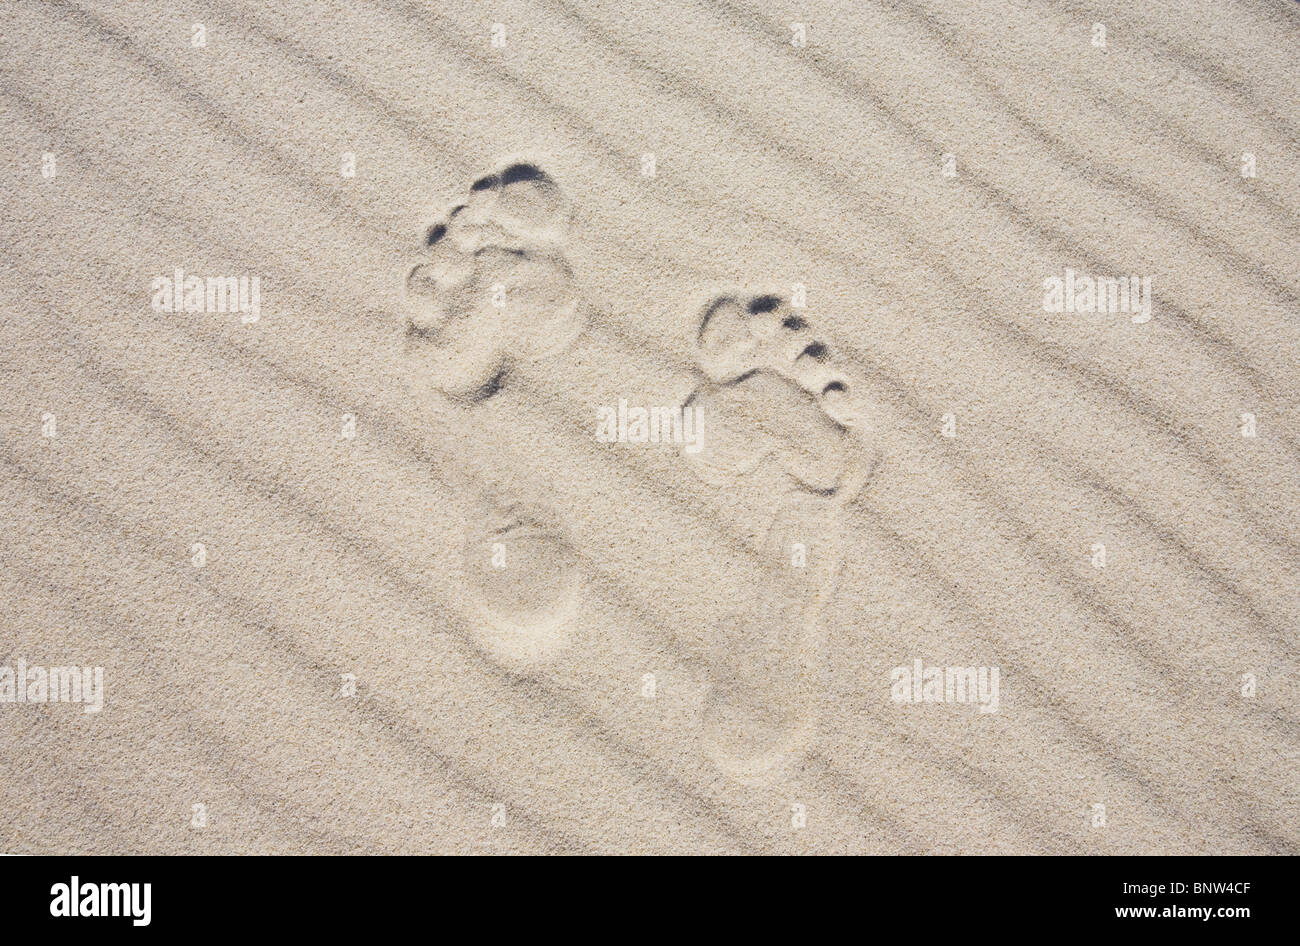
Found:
401,161 -> 588,402
683,291 -> 877,780
696,293 -> 863,428
687,292 -> 871,494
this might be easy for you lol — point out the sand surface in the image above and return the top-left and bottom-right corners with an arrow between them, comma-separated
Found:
1,0 -> 1297,854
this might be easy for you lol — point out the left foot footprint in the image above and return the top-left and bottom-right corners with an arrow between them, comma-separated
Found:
459,500 -> 582,667
400,162 -> 589,669
401,161 -> 587,402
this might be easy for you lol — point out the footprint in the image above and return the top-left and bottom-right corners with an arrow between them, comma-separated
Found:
401,160 -> 587,402
459,500 -> 582,668
700,496 -> 843,780
683,291 -> 877,780
401,163 -> 589,668
695,293 -> 862,428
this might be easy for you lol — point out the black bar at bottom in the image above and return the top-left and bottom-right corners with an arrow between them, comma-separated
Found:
0,854 -> 1280,933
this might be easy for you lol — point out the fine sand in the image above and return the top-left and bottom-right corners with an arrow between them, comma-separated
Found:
1,0 -> 1297,855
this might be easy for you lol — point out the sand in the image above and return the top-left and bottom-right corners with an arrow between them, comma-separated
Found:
0,0 -> 1296,855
